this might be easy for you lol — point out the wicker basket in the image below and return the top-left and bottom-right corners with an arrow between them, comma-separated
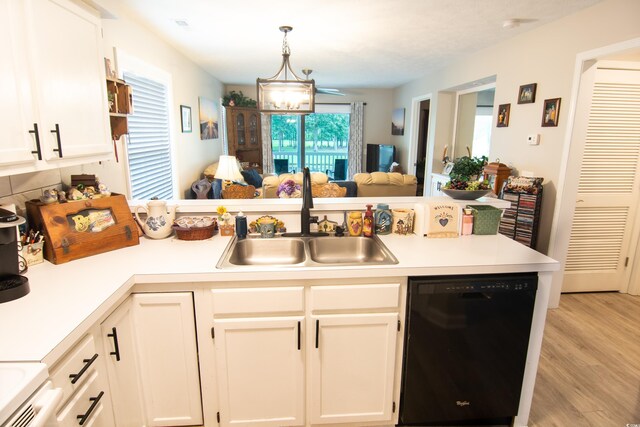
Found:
173,224 -> 217,240
467,205 -> 502,235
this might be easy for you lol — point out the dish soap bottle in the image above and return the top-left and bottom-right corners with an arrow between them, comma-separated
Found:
363,204 -> 374,237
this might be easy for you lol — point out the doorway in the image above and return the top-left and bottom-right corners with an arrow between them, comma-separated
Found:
415,100 -> 430,196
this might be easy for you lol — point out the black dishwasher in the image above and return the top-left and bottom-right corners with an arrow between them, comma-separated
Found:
399,273 -> 538,426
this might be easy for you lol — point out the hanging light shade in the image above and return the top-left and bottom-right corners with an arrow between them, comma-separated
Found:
257,26 -> 315,114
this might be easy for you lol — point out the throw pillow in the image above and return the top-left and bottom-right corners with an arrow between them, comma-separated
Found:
241,169 -> 263,188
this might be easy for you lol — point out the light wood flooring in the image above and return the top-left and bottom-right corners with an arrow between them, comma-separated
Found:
528,292 -> 640,426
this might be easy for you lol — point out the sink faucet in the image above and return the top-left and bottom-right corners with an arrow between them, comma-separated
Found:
301,167 -> 313,236
284,167 -> 328,238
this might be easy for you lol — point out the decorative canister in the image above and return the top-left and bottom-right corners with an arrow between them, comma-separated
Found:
392,208 -> 414,235
347,211 -> 363,236
374,204 -> 392,235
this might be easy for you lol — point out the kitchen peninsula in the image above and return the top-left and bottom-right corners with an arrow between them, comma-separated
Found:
0,197 -> 558,427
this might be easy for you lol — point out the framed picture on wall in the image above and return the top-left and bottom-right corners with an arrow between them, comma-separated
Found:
517,83 -> 537,104
541,98 -> 561,127
180,105 -> 192,133
497,103 -> 510,127
391,108 -> 405,135
198,97 -> 219,140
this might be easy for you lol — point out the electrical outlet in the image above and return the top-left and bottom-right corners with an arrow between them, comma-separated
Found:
527,134 -> 540,145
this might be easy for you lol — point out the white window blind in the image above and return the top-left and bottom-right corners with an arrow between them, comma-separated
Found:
124,72 -> 173,199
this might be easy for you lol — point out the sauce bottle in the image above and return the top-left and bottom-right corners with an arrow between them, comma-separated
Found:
363,205 -> 374,237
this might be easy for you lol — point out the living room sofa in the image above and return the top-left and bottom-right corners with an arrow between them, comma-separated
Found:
352,172 -> 417,197
262,172 -> 357,198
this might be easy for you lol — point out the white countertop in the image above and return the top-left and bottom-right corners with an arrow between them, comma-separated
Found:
0,232 -> 558,363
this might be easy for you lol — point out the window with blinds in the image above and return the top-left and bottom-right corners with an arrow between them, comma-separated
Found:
124,72 -> 173,199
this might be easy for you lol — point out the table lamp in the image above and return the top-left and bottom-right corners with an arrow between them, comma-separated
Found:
214,155 -> 243,190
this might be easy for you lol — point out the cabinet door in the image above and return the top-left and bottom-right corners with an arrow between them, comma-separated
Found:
310,313 -> 398,424
214,316 -> 305,427
0,0 -> 38,171
101,297 -> 146,427
235,112 -> 246,146
248,111 -> 260,146
132,293 -> 203,427
26,0 -> 111,161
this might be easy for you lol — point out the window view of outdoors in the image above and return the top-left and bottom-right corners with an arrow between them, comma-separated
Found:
271,113 -> 350,174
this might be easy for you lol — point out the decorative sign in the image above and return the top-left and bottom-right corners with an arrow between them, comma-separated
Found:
426,202 -> 460,238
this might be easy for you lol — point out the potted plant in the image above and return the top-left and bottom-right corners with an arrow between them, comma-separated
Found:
442,156 -> 491,198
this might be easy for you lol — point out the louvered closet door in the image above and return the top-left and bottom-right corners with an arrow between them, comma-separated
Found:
563,65 -> 640,292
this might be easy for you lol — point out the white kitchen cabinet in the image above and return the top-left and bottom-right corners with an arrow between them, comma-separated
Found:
211,286 -> 305,427
209,282 -> 404,427
213,317 -> 305,427
0,0 -> 112,176
50,327 -> 115,427
309,313 -> 398,424
102,292 -> 203,427
132,292 -> 203,427
101,297 -> 146,427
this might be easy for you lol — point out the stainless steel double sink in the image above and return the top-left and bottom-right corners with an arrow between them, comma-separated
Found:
216,235 -> 398,269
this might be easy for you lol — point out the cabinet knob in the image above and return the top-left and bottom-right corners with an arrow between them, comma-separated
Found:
51,124 -> 63,157
29,123 -> 43,160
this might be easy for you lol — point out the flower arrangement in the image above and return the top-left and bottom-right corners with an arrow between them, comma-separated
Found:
216,205 -> 234,235
276,179 -> 301,198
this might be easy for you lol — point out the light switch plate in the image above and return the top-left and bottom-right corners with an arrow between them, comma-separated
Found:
527,134 -> 540,145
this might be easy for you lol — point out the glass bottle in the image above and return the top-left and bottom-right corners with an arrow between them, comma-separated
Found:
363,205 -> 374,238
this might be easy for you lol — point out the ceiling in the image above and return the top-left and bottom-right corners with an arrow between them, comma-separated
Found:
97,0 -> 601,89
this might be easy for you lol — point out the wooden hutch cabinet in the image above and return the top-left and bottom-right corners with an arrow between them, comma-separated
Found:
226,107 -> 263,173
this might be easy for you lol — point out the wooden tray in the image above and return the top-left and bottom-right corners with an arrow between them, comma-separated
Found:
26,194 -> 139,264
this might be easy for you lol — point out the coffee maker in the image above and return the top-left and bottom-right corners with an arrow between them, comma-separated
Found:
0,207 -> 30,303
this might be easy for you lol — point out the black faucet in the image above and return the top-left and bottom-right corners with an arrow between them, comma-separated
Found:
284,167 -> 328,237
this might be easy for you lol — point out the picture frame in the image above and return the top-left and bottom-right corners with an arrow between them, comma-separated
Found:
541,98 -> 561,127
496,103 -> 510,127
391,108 -> 405,135
104,58 -> 117,79
443,162 -> 454,175
180,105 -> 192,133
198,97 -> 219,140
517,83 -> 537,104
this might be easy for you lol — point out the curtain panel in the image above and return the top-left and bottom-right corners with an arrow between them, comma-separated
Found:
348,101 -> 364,179
261,113 -> 273,174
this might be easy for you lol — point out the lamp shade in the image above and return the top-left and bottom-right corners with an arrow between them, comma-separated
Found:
214,155 -> 243,181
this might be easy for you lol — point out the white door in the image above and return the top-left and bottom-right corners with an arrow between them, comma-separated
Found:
25,0 -> 111,160
101,297 -> 146,427
310,313 -> 398,425
132,293 -> 203,427
213,316 -> 305,427
563,62 -> 640,292
0,0 -> 38,170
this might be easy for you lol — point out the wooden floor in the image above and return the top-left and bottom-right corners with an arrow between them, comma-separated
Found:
528,292 -> 640,426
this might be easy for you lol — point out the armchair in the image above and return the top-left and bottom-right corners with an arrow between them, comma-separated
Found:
326,159 -> 348,181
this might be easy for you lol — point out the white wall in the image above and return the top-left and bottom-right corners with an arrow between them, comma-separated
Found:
65,2 -> 225,198
224,85 -> 399,171
393,0 -> 640,254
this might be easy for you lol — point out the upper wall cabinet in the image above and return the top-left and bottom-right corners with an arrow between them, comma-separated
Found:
0,0 -> 112,177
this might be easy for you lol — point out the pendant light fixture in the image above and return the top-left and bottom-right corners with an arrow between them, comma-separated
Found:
257,26 -> 315,114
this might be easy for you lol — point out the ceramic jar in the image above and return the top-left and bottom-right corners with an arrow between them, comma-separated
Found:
347,211 -> 363,236
374,204 -> 392,235
392,208 -> 414,235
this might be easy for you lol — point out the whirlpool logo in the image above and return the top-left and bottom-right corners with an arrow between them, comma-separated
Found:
456,400 -> 471,407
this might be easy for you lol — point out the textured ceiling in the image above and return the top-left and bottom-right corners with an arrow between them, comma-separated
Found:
100,0 -> 601,89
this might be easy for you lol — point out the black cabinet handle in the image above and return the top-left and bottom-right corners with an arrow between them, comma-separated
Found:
315,319 -> 319,349
51,123 -> 63,157
297,321 -> 301,350
69,353 -> 98,384
29,123 -> 42,160
76,391 -> 104,425
107,327 -> 120,361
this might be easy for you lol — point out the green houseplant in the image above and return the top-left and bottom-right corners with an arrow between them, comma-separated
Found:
222,91 -> 257,108
444,156 -> 490,191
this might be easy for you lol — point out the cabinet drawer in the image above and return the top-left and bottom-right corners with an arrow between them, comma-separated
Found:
212,287 -> 304,315
310,283 -> 400,311
51,334 -> 98,404
56,370 -> 108,427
